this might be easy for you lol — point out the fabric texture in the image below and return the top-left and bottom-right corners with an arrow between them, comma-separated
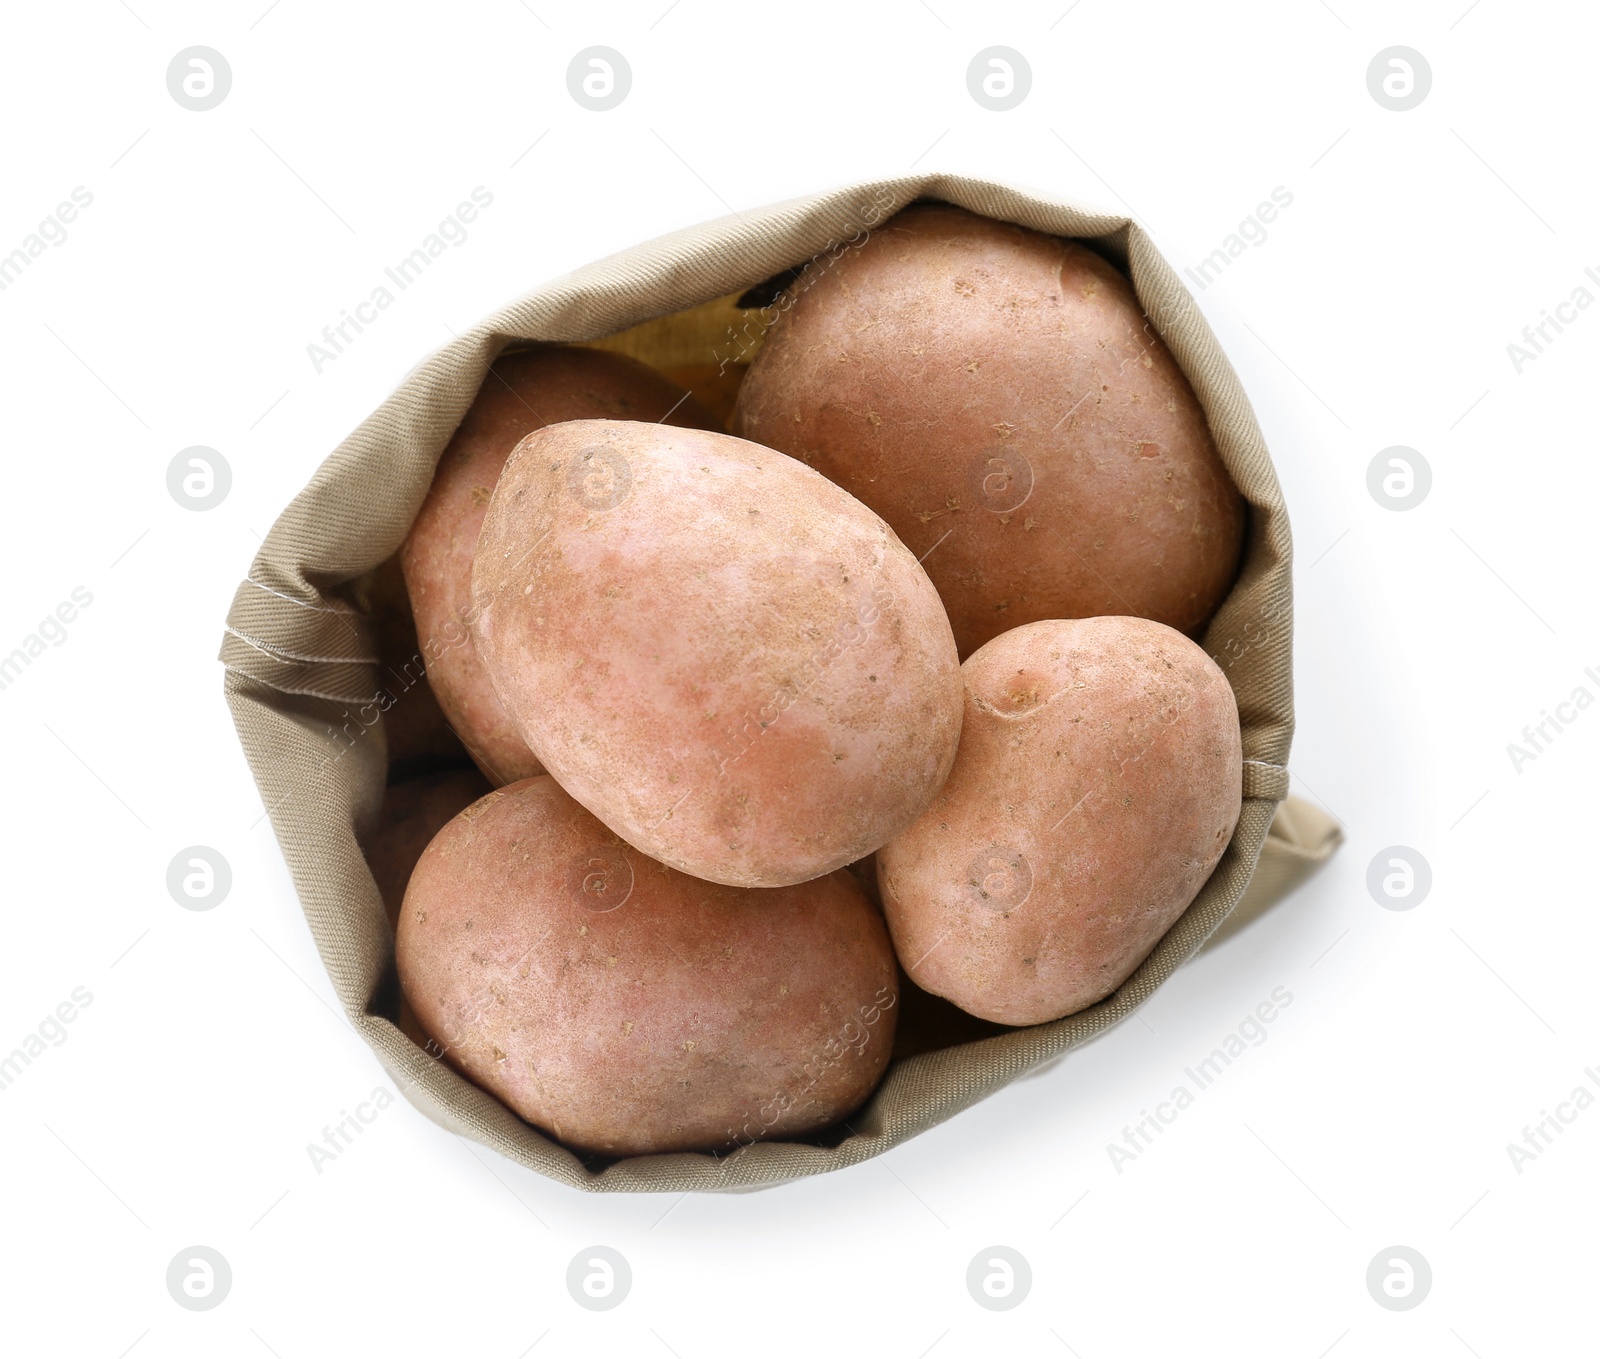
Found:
220,174 -> 1333,1192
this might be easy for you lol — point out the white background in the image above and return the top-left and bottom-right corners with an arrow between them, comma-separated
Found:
0,1 -> 1593,1354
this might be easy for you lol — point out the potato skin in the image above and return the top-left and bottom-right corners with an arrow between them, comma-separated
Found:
732,202 -> 1246,657
890,969 -> 1010,1061
368,768 -> 492,930
660,362 -> 747,431
367,768 -> 491,1048
877,617 -> 1242,1025
401,346 -> 716,784
344,557 -> 466,778
395,777 -> 899,1156
470,418 -> 963,888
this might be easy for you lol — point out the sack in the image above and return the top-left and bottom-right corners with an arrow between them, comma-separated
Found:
220,174 -> 1338,1193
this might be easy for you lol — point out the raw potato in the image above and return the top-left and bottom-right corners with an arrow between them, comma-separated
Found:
890,969 -> 1010,1062
471,418 -> 963,888
401,345 -> 717,784
395,776 -> 899,1156
344,558 -> 466,778
844,853 -> 883,911
661,362 -> 748,431
366,767 -> 491,1048
878,617 -> 1242,1026
732,202 -> 1246,657
367,768 -> 492,930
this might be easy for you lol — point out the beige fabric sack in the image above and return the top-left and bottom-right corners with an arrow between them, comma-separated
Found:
220,174 -> 1339,1193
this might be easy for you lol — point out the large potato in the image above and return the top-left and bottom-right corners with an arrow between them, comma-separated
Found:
470,419 -> 963,888
732,202 -> 1246,657
401,345 -> 716,784
877,617 -> 1242,1025
395,776 -> 899,1156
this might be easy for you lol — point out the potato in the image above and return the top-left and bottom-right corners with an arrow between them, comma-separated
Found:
890,968 -> 1010,1062
844,853 -> 882,911
367,768 -> 492,930
732,202 -> 1246,657
343,557 -> 466,778
401,345 -> 717,784
471,418 -> 963,888
660,362 -> 748,432
395,776 -> 899,1156
877,617 -> 1242,1025
366,768 -> 491,1048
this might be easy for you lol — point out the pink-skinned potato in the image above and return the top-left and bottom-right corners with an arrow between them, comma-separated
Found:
343,558 -> 465,774
732,202 -> 1246,657
878,616 -> 1242,1025
395,776 -> 899,1156
366,767 -> 492,1048
401,345 -> 717,784
470,418 -> 963,888
367,768 -> 493,930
